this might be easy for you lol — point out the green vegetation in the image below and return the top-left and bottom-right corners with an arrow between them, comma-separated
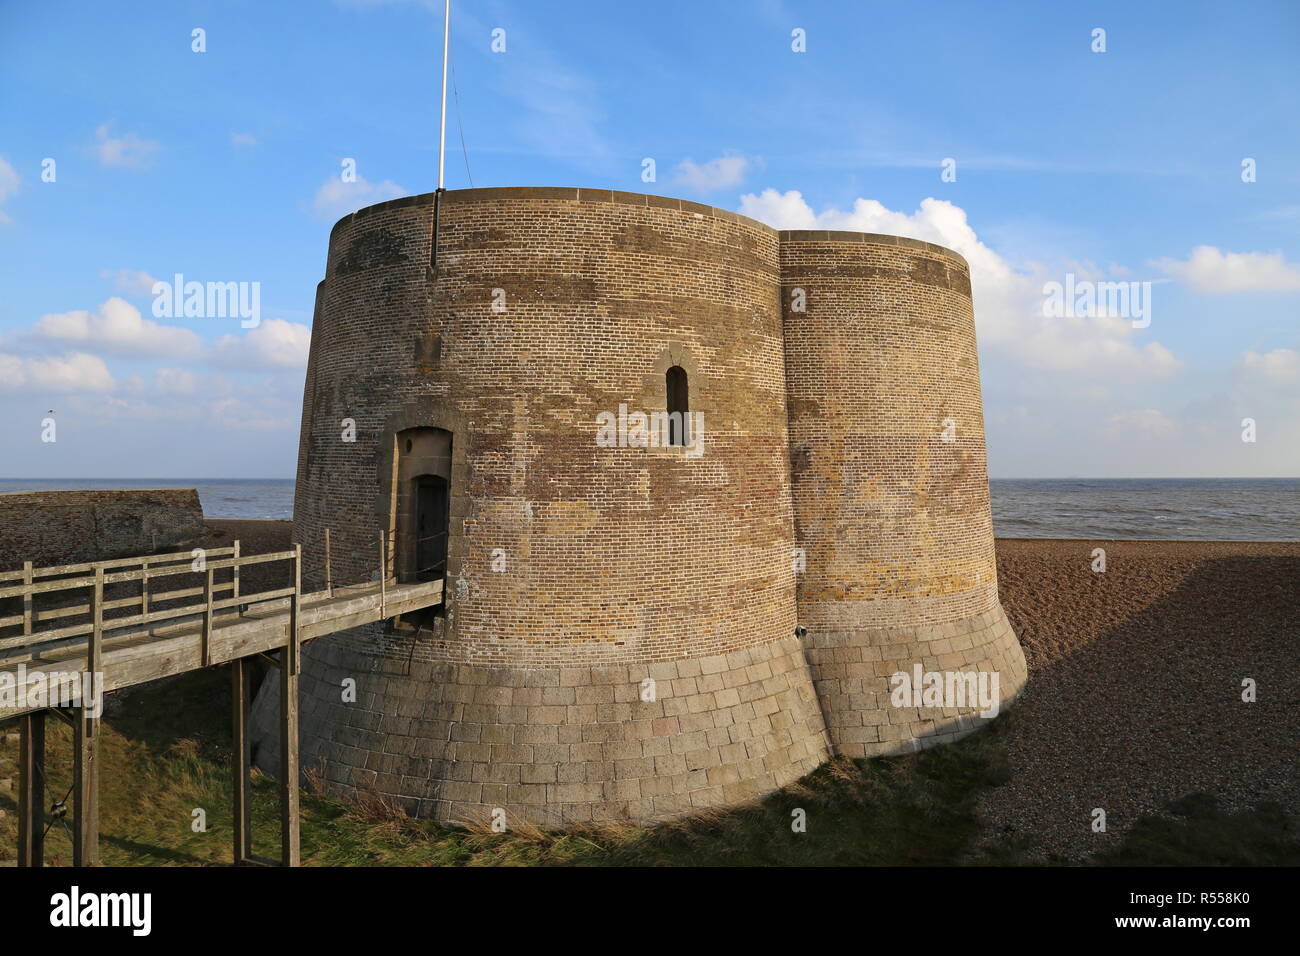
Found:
0,669 -> 1292,866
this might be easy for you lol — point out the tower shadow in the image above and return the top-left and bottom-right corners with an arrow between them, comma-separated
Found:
980,545 -> 1300,863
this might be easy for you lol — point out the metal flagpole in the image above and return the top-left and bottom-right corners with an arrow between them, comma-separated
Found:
431,0 -> 451,269
438,0 -> 450,191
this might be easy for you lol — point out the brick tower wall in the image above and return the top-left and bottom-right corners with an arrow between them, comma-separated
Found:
251,189 -> 830,826
779,232 -> 1028,757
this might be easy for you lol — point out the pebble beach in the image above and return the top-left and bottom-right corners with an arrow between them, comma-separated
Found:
207,519 -> 1298,860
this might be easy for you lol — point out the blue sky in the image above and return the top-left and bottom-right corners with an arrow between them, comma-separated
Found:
1,0 -> 1297,478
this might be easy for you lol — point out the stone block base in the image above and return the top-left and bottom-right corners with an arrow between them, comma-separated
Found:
250,633 -> 831,827
803,604 -> 1028,758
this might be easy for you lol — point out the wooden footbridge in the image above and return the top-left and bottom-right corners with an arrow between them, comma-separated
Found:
0,536 -> 443,867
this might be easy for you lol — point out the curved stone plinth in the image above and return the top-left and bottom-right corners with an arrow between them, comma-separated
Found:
251,633 -> 829,826
802,605 -> 1027,758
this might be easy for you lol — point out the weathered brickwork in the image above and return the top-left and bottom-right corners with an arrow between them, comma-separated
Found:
251,188 -> 1027,826
292,187 -> 794,665
781,234 -> 1027,750
0,489 -> 203,573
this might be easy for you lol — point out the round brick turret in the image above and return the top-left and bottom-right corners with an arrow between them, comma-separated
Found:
250,188 -> 1027,826
252,188 -> 830,826
780,232 -> 1028,756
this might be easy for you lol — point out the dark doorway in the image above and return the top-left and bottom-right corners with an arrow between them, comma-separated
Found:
414,474 -> 449,582
392,425 -> 452,629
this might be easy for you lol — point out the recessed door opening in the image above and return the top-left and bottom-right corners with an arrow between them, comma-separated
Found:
393,426 -> 452,624
414,474 -> 449,582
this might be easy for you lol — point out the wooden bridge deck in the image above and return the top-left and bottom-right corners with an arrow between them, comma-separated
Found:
1,537 -> 443,867
0,576 -> 442,720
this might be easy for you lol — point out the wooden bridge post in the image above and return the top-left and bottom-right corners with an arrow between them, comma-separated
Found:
73,566 -> 104,867
232,540 -> 241,615
89,566 -> 103,696
72,708 -> 100,867
379,531 -> 387,618
17,562 -> 44,867
280,543 -> 302,867
231,655 -> 252,865
21,560 -> 33,634
324,528 -> 333,598
16,711 -> 45,867
202,561 -> 215,667
140,556 -> 150,617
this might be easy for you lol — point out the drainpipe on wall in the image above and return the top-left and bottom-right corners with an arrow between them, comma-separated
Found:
431,187 -> 444,270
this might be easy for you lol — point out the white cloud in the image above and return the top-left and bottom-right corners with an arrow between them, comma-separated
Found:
32,297 -> 202,358
1153,245 -> 1300,294
0,155 -> 19,224
230,132 -> 258,148
122,368 -> 223,398
0,351 -> 115,392
99,268 -> 160,296
738,189 -> 1182,380
94,124 -> 160,169
1103,409 -> 1179,438
212,318 -> 311,369
1240,348 -> 1300,384
672,155 -> 752,192
311,173 -> 407,220
13,296 -> 310,378
207,396 -> 296,431
152,368 -> 201,395
1009,315 -> 1184,376
56,373 -> 293,430
739,187 -> 817,229
740,189 -> 1015,287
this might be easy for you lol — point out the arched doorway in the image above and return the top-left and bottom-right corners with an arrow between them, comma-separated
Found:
393,427 -> 452,593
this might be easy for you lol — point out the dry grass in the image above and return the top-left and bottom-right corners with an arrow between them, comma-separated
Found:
3,693 -> 1291,865
1,642 -> 1294,866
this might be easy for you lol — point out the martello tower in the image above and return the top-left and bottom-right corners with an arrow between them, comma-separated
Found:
250,187 -> 1027,827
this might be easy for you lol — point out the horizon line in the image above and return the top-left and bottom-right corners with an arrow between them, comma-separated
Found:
2,476 -> 1297,483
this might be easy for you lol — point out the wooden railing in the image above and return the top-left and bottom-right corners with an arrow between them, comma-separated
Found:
3,529 -> 450,869
0,543 -> 303,667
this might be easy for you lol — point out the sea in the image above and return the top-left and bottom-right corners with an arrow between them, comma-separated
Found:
988,478 -> 1298,541
1,477 -> 1297,541
0,478 -> 296,522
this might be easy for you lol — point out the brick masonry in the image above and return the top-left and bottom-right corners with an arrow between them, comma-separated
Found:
0,488 -> 203,573
781,234 -> 1028,754
250,187 -> 1027,826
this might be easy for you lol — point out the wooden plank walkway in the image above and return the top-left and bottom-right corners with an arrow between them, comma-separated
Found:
0,575 -> 442,720
0,538 -> 443,868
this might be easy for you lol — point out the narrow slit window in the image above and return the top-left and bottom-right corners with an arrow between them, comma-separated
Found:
666,365 -> 689,446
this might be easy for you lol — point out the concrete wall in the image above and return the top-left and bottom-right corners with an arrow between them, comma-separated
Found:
0,488 -> 204,572
780,233 -> 1027,756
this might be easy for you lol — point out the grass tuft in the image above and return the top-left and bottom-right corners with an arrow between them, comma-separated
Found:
0,668 -> 1291,866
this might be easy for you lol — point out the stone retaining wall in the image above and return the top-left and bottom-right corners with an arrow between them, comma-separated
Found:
0,489 -> 204,572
